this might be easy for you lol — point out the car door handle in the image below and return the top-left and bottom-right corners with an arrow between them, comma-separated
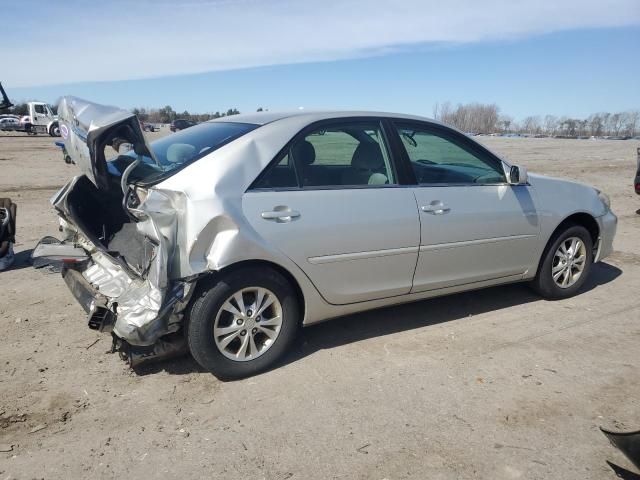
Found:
261,208 -> 301,222
421,202 -> 451,215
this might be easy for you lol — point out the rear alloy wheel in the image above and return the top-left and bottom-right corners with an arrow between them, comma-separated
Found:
213,287 -> 283,362
187,267 -> 300,379
531,225 -> 593,299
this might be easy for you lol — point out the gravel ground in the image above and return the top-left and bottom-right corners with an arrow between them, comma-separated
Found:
1,129 -> 639,479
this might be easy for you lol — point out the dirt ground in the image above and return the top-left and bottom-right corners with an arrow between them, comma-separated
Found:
1,129 -> 639,479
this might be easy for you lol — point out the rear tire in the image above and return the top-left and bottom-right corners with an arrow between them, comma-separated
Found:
531,224 -> 593,299
187,267 -> 300,380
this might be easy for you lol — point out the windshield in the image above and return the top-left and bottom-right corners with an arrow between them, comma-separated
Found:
109,121 -> 258,184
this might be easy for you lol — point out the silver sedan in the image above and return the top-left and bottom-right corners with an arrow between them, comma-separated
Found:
36,98 -> 617,379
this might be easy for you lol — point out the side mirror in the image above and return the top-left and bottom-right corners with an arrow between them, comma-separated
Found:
509,165 -> 528,185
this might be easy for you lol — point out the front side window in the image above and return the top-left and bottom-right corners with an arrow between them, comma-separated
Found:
34,104 -> 46,114
395,123 -> 505,185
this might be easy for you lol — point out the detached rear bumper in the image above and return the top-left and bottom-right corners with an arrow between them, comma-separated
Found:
595,210 -> 617,262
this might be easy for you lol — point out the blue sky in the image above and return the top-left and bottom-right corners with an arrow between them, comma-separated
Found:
3,0 -> 640,120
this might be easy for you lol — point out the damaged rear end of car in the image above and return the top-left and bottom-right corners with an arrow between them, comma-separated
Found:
51,174 -> 190,365
33,97 -> 255,366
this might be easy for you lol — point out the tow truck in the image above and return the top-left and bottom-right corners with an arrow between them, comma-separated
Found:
19,101 -> 61,136
0,82 -> 60,136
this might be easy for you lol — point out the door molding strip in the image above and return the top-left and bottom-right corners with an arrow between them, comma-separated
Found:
419,234 -> 536,252
308,246 -> 419,265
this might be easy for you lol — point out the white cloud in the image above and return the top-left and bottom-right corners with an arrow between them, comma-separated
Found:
3,0 -> 640,87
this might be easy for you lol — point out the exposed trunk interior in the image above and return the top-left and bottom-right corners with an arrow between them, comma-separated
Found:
66,176 -> 154,276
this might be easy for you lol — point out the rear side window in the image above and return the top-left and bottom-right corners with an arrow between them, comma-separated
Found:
254,121 -> 396,189
306,130 -> 359,166
252,154 -> 297,189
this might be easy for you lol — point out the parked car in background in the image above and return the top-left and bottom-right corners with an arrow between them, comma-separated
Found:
36,98 -> 617,380
140,121 -> 159,132
170,119 -> 196,132
0,116 -> 20,131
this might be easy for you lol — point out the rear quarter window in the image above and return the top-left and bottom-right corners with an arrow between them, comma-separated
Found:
115,121 -> 258,184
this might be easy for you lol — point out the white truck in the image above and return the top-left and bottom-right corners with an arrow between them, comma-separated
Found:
0,82 -> 60,136
19,101 -> 60,136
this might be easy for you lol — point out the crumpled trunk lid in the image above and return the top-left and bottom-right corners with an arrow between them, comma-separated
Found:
57,96 -> 158,191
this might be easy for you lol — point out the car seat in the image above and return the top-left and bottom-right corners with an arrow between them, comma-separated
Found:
341,142 -> 388,185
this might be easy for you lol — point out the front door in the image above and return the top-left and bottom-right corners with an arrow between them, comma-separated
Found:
31,103 -> 48,126
391,121 -> 540,293
243,120 -> 420,305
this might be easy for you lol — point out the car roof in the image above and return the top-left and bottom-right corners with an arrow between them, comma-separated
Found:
207,110 -> 441,126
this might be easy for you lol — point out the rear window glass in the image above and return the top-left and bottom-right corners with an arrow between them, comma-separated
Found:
111,121 -> 257,184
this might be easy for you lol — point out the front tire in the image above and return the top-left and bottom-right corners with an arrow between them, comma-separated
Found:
49,123 -> 60,137
531,224 -> 593,299
187,267 -> 300,380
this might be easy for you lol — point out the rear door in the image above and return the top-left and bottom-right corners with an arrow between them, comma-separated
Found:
242,119 -> 420,305
390,121 -> 540,292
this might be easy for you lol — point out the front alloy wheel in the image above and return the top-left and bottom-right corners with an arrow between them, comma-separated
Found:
551,237 -> 587,288
531,224 -> 593,299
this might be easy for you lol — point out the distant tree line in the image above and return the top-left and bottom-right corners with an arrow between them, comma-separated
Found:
433,102 -> 500,135
433,101 -> 640,138
134,106 -> 271,123
4,98 -> 638,138
131,106 -> 258,124
0,102 -> 243,123
513,111 -> 640,138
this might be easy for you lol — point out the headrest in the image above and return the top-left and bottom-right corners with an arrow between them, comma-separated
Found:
166,143 -> 196,163
292,140 -> 316,166
368,173 -> 388,185
352,142 -> 384,170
